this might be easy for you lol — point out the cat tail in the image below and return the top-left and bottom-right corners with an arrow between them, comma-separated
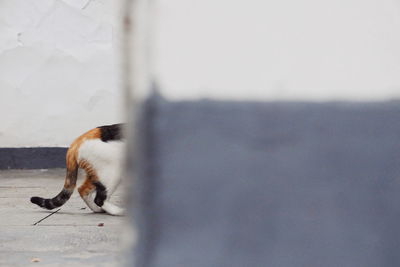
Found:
30,144 -> 79,210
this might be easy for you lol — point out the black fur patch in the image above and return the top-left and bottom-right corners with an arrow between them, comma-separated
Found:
52,189 -> 71,206
44,199 -> 56,209
30,189 -> 72,210
93,181 -> 107,207
98,124 -> 123,142
31,196 -> 44,206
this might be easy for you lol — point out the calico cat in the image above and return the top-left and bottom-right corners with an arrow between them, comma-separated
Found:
30,123 -> 125,216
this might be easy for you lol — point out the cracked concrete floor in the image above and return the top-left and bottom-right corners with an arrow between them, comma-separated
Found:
0,169 -> 128,267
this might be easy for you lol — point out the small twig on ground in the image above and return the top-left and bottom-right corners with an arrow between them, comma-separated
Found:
32,209 -> 61,226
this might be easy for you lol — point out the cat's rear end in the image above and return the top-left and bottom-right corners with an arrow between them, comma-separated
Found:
30,124 -> 125,216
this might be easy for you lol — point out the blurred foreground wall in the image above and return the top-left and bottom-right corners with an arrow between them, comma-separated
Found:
153,0 -> 400,101
129,96 -> 400,267
126,1 -> 400,265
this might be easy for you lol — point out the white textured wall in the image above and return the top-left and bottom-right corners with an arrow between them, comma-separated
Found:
153,0 -> 400,101
0,0 -> 121,147
3,0 -> 400,147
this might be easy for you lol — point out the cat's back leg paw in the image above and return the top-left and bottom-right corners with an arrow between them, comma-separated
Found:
102,202 -> 125,216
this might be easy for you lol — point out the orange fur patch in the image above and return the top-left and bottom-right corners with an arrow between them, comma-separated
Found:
63,128 -> 101,189
77,159 -> 100,197
66,128 -> 101,170
78,178 -> 95,197
78,159 -> 98,181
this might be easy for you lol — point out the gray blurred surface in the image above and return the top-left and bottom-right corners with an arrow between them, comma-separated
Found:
0,169 -> 125,267
132,99 -> 400,267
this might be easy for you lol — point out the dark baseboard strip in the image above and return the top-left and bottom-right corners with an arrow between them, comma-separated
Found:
0,147 -> 67,170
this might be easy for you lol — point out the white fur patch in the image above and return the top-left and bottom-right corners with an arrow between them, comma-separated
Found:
78,139 -> 124,192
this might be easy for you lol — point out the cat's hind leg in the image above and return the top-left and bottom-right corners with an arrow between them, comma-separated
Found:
78,178 -> 103,213
102,201 -> 125,216
93,180 -> 125,216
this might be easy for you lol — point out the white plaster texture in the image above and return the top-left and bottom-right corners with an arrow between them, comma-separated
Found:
0,0 -> 121,147
3,0 -> 400,147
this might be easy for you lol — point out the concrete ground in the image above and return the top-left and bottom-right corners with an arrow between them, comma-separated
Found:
0,169 -> 127,267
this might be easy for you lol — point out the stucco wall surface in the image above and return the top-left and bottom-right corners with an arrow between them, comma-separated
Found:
0,0 -> 121,147
2,0 -> 400,147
